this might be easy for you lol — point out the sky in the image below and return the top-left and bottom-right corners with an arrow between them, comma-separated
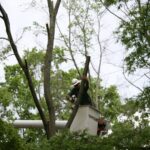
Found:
0,0 -> 148,100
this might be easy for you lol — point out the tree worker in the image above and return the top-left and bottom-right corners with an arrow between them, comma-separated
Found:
67,77 -> 92,106
97,117 -> 107,136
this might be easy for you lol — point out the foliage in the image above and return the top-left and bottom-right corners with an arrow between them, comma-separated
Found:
0,47 -> 124,145
100,85 -> 122,120
102,0 -> 150,73
23,127 -> 150,150
0,1 -> 149,148
30,130 -> 110,150
137,86 -> 150,109
117,2 -> 150,72
62,0 -> 103,62
109,121 -> 150,149
91,80 -> 122,121
0,119 -> 26,150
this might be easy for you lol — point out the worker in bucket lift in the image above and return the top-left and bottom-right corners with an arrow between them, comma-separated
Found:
97,117 -> 107,136
67,77 -> 92,106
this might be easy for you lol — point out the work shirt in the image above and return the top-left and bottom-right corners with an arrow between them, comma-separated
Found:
68,80 -> 92,105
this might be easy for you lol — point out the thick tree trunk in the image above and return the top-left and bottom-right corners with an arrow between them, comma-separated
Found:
43,0 -> 61,138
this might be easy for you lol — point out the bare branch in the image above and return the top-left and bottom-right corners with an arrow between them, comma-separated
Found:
0,3 -> 48,137
46,23 -> 50,39
56,21 -> 81,77
24,59 -> 48,136
15,29 -> 26,44
90,60 -> 98,75
95,12 -> 104,108
105,7 -> 126,22
0,3 -> 24,68
0,37 -> 9,41
123,63 -> 143,92
99,0 -> 126,23
145,71 -> 150,80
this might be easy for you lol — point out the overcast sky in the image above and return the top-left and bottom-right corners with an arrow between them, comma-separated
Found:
0,0 -> 148,100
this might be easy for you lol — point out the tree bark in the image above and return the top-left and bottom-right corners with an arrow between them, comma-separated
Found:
44,0 -> 61,138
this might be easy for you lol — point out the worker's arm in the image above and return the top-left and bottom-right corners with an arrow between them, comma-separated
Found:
66,88 -> 76,103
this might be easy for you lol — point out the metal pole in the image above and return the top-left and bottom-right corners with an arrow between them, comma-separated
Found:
13,120 -> 67,129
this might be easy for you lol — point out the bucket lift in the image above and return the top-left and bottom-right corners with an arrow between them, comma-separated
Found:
14,105 -> 101,135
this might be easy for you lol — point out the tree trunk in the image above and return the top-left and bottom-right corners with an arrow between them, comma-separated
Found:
43,0 -> 61,138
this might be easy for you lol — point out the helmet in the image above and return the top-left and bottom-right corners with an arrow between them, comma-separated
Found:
72,78 -> 81,86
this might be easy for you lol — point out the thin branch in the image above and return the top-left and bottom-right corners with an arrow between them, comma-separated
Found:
15,29 -> 26,44
95,12 -> 104,108
46,23 -> 50,39
68,5 -> 81,77
144,71 -> 150,80
124,1 -> 137,20
123,63 -> 143,92
56,21 -> 81,77
90,60 -> 99,75
5,53 -> 15,58
0,37 -> 9,41
105,7 -> 126,22
100,0 -> 126,23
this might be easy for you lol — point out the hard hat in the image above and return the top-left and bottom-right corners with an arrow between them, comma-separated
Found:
72,78 -> 81,86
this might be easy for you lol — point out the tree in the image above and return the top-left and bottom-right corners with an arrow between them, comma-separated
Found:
0,119 -> 26,150
59,0 -> 108,108
100,0 -> 150,74
0,0 -> 61,138
96,1 -> 150,148
101,0 -> 150,117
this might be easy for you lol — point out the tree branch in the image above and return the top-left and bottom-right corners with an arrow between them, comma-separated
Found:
47,0 -> 54,16
54,0 -> 61,15
0,3 -> 48,138
24,59 -> 48,136
100,0 -> 126,23
56,21 -> 81,77
15,29 -> 26,44
46,23 -> 50,39
95,12 -> 104,108
43,0 -> 61,138
0,37 -> 9,41
123,64 -> 143,92
0,3 -> 24,68
144,71 -> 150,80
